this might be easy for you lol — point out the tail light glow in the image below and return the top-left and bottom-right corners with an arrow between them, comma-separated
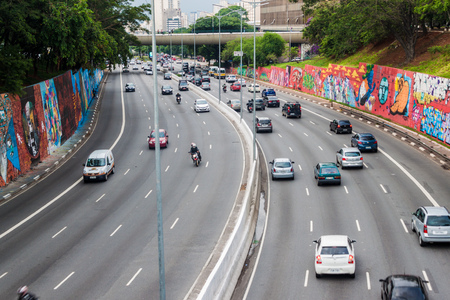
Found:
348,255 -> 354,264
316,255 -> 322,264
424,224 -> 428,234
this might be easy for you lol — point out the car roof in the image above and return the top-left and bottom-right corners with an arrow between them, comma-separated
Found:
126,82 -> 134,85
390,275 -> 422,287
359,133 -> 374,137
341,147 -> 361,152
231,99 -> 240,102
421,206 -> 450,215
162,85 -> 172,88
319,235 -> 350,246
257,117 -> 271,121
319,162 -> 337,167
88,149 -> 110,159
273,158 -> 291,162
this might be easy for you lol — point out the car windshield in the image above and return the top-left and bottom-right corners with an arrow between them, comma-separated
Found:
321,167 -> 339,174
180,82 -> 188,86
391,287 -> 426,299
197,100 -> 207,105
345,152 -> 360,157
321,246 -> 349,255
86,158 -> 106,167
151,131 -> 165,138
163,86 -> 171,89
274,162 -> 291,168
427,216 -> 450,226
268,96 -> 277,100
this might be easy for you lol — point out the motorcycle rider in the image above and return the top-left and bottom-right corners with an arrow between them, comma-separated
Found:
222,83 -> 227,92
17,286 -> 38,300
176,92 -> 181,102
189,142 -> 202,161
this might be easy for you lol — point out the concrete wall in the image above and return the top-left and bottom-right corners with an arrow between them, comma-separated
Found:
231,64 -> 450,146
0,69 -> 103,186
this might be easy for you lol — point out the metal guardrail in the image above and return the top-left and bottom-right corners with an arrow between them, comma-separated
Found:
338,105 -> 450,169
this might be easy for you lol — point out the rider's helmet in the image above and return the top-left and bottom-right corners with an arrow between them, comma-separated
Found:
191,143 -> 196,147
17,286 -> 28,295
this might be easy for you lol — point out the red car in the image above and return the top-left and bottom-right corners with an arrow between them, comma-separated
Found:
230,82 -> 241,91
148,129 -> 169,149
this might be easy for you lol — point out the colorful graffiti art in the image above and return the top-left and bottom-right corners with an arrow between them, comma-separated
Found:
390,73 -> 412,116
0,94 -> 20,183
40,79 -> 62,153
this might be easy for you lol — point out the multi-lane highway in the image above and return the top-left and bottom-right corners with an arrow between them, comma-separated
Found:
1,59 -> 449,300
0,64 -> 244,299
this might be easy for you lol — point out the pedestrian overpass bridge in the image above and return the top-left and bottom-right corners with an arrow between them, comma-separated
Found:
134,31 -> 306,45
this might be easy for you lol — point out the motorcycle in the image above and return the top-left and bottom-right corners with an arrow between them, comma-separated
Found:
191,152 -> 200,167
176,95 -> 181,104
223,85 -> 227,93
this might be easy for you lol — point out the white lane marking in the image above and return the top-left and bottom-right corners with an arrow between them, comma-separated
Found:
363,162 -> 368,168
208,131 -> 210,135
149,125 -> 151,129
205,161 -> 209,168
96,194 -> 106,203
343,144 -> 348,148
145,110 -> 148,113
310,220 -> 313,232
289,122 -> 294,126
380,184 -> 387,194
54,272 -> 74,290
318,146 -> 323,151
52,226 -> 67,238
124,169 -> 130,175
289,147 -> 293,152
304,132 -> 308,136
306,188 -> 309,196
344,186 -> 349,194
274,113 -> 279,117
170,218 -> 179,229
110,225 -> 122,237
278,133 -> 282,138
366,272 -> 371,290
203,121 -> 206,125
177,134 -> 180,138
127,268 -> 142,286
304,270 -> 309,287
145,190 -> 152,198
400,219 -> 409,233
139,150 -> 143,156
176,123 -> 179,127
356,220 -> 361,231
193,185 -> 199,193
298,164 -> 302,171
174,148 -> 178,153
422,270 -> 432,291
148,117 -> 150,120
310,121 -> 315,125
0,272 -> 7,279
326,131 -> 332,136
210,144 -> 212,149
0,178 -> 82,240
380,149 -> 439,207
165,165 -> 170,172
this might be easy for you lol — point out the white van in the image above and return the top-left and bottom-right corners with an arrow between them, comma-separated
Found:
83,149 -> 115,182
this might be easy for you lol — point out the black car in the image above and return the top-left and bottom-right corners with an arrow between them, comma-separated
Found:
281,102 -> 301,118
380,275 -> 429,300
330,119 -> 352,134
182,62 -> 189,72
194,76 -> 202,86
264,95 -> 280,107
247,98 -> 265,112
163,72 -> 172,80
125,83 -> 135,92
178,80 -> 189,91
161,85 -> 173,95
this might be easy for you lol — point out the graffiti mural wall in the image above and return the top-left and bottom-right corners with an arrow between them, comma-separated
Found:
0,69 -> 103,186
231,63 -> 450,146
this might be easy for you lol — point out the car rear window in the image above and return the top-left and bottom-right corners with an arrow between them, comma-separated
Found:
345,152 -> 360,157
321,167 -> 339,174
274,162 -> 291,168
427,216 -> 450,226
339,120 -> 351,125
360,135 -> 374,140
259,119 -> 271,124
321,246 -> 349,255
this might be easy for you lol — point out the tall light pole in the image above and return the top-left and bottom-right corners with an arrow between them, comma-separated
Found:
191,11 -> 199,72
237,9 -> 245,121
150,0 -> 165,298
218,13 -> 224,104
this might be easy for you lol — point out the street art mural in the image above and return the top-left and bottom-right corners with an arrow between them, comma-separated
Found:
230,62 -> 450,146
0,69 -> 102,186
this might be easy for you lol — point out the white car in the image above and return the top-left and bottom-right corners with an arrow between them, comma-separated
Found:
146,69 -> 153,75
313,235 -> 356,278
336,147 -> 363,169
248,83 -> 260,93
225,75 -> 237,83
194,99 -> 210,113
83,149 -> 115,182
236,78 -> 246,87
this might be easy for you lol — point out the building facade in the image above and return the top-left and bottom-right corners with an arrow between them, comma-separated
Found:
260,0 -> 304,31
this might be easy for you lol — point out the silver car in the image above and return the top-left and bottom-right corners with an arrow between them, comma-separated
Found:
227,99 -> 241,112
201,82 -> 210,90
269,158 -> 294,180
411,206 -> 450,246
194,99 -> 210,113
336,147 -> 363,169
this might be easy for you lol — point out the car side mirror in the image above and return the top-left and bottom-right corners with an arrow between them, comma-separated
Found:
83,163 -> 85,167
337,151 -> 339,153
313,240 -> 318,244
379,279 -> 386,283
291,161 -> 295,164
351,240 -> 356,243
269,161 -> 273,164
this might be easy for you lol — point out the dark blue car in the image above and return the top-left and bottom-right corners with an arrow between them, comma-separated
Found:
351,133 -> 378,152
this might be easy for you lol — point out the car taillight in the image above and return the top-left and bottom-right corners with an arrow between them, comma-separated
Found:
424,224 -> 428,234
335,176 -> 341,179
342,157 -> 347,161
358,141 -> 362,144
318,176 -> 325,180
337,125 -> 341,128
348,255 -> 354,264
374,141 -> 378,144
290,167 -> 293,172
350,124 -> 353,127
273,168 -> 277,173
360,157 -> 363,160
269,123 -> 272,126
287,107 -> 291,112
316,255 -> 322,264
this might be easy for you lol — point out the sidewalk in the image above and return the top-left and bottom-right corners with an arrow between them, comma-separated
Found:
0,76 -> 106,204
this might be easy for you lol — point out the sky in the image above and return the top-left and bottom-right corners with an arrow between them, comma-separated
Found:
133,0 -> 221,15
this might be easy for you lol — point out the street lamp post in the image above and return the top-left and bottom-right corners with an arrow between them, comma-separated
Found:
217,13 -> 224,104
